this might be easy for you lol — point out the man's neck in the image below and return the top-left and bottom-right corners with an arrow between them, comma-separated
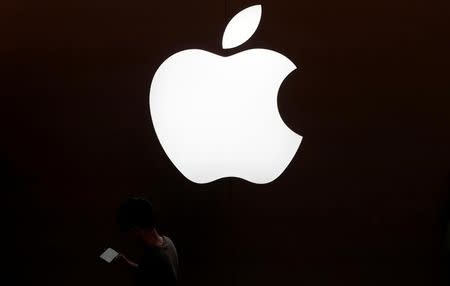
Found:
142,228 -> 164,247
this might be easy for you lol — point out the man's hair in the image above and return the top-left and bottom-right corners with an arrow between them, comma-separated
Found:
117,198 -> 155,232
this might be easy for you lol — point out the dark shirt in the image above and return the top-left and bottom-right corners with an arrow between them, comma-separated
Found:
134,236 -> 178,286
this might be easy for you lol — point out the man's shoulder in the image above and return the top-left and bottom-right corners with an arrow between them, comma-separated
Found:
163,236 -> 175,246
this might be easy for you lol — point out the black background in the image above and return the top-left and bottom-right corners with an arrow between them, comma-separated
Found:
1,0 -> 450,285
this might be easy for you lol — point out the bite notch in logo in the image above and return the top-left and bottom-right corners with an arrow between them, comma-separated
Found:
149,5 -> 302,184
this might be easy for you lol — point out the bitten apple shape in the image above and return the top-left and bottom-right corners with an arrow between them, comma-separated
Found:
149,5 -> 302,184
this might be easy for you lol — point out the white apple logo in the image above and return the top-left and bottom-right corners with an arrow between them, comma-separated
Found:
149,5 -> 302,184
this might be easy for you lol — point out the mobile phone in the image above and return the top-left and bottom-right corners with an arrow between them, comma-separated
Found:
99,248 -> 119,263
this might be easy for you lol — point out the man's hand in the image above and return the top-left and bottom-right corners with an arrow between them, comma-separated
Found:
116,254 -> 139,268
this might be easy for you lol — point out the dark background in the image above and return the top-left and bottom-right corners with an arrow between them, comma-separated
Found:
1,0 -> 450,285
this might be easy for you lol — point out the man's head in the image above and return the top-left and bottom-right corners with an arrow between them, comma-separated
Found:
117,198 -> 156,235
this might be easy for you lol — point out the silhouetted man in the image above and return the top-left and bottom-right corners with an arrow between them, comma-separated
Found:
116,198 -> 178,286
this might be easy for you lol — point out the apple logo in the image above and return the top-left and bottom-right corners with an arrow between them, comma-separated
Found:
149,4 -> 302,184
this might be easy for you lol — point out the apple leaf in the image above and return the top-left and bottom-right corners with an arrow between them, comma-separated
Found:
222,5 -> 262,49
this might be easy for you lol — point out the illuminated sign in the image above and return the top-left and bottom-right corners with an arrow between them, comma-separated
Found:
149,5 -> 302,184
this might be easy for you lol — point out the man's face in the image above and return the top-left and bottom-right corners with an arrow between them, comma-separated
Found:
120,227 -> 140,244
127,227 -> 146,244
